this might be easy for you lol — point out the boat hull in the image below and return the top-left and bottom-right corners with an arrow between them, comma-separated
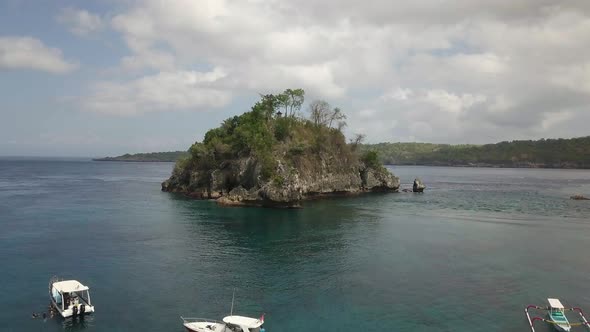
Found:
183,322 -> 226,332
553,324 -> 571,332
548,314 -> 571,332
50,299 -> 95,318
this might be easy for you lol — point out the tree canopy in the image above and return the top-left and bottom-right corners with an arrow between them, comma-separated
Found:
362,137 -> 590,168
178,88 -> 361,181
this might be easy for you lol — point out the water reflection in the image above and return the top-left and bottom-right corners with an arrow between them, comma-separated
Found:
46,315 -> 95,331
167,193 -> 383,257
164,194 -> 386,328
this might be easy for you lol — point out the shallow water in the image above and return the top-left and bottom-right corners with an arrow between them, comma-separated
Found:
1,159 -> 589,332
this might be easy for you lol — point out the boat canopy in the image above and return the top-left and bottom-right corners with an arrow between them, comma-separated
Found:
548,298 -> 565,309
52,280 -> 89,293
223,316 -> 263,328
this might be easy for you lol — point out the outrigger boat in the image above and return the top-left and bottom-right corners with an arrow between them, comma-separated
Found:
524,298 -> 589,332
49,277 -> 95,318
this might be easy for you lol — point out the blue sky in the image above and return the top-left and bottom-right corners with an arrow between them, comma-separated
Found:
1,1 -> 589,157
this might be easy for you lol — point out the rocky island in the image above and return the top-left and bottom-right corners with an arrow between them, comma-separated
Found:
162,89 -> 399,207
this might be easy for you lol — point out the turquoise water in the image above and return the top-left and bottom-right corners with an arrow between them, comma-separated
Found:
1,159 -> 590,332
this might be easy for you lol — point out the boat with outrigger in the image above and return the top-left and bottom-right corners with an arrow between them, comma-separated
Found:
525,298 -> 589,332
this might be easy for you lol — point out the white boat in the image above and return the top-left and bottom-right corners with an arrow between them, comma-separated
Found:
181,315 -> 264,332
182,290 -> 265,332
524,298 -> 589,332
49,277 -> 95,318
547,298 -> 571,332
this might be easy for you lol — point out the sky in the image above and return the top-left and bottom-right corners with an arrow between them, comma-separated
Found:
1,0 -> 589,157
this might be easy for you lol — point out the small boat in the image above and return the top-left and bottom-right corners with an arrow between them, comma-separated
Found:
182,290 -> 265,332
49,277 -> 95,318
548,298 -> 571,332
181,315 -> 264,332
524,298 -> 589,332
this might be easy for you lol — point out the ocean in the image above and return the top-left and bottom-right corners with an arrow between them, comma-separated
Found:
1,158 -> 589,332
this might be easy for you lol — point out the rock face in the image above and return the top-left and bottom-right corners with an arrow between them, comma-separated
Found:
162,155 -> 400,207
413,178 -> 426,192
570,194 -> 590,200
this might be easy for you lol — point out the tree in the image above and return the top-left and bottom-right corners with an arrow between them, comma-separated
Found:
350,133 -> 365,151
329,107 -> 347,130
308,100 -> 347,130
277,88 -> 305,117
361,150 -> 380,168
309,100 -> 332,126
258,93 -> 280,119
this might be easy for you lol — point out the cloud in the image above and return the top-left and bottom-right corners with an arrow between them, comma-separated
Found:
0,36 -> 77,73
72,0 -> 590,142
81,68 -> 231,115
424,90 -> 487,114
57,8 -> 104,36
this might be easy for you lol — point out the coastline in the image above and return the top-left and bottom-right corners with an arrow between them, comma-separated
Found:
92,158 -> 176,162
386,163 -> 590,170
92,158 -> 589,169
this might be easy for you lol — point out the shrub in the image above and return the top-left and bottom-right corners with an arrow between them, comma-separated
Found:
272,174 -> 285,186
274,117 -> 292,141
361,150 -> 381,169
288,143 -> 306,156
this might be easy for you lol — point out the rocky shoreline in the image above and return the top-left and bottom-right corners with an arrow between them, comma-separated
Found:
162,157 -> 400,208
387,162 -> 589,169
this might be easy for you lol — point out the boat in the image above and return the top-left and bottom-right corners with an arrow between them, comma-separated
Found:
181,315 -> 264,332
49,277 -> 95,318
524,298 -> 589,332
182,290 -> 265,332
548,298 -> 572,332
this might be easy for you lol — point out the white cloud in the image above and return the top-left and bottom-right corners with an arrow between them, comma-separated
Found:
69,0 -> 590,142
120,50 -> 176,71
541,111 -> 574,130
0,36 -> 77,73
549,63 -> 590,94
81,68 -> 231,115
57,8 -> 104,36
424,90 -> 487,113
381,88 -> 413,101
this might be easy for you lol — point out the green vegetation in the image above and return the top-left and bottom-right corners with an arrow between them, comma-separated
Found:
171,89 -> 385,186
101,94 -> 590,170
93,151 -> 188,162
162,89 -> 401,206
361,150 -> 381,169
362,137 -> 590,168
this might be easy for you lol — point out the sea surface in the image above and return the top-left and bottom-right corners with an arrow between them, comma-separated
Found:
1,158 -> 590,332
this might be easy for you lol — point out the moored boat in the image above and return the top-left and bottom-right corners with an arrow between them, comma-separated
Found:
547,298 -> 571,332
49,277 -> 95,318
524,298 -> 589,332
182,290 -> 264,332
182,315 -> 264,332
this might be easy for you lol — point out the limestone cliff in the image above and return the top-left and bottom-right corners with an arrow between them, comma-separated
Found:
162,154 -> 399,207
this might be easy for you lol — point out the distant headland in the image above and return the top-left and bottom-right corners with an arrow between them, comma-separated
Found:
361,137 -> 590,169
93,151 -> 187,162
96,137 -> 590,169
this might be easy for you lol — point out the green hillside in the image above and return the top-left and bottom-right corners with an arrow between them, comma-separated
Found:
363,137 -> 590,168
93,151 -> 188,162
